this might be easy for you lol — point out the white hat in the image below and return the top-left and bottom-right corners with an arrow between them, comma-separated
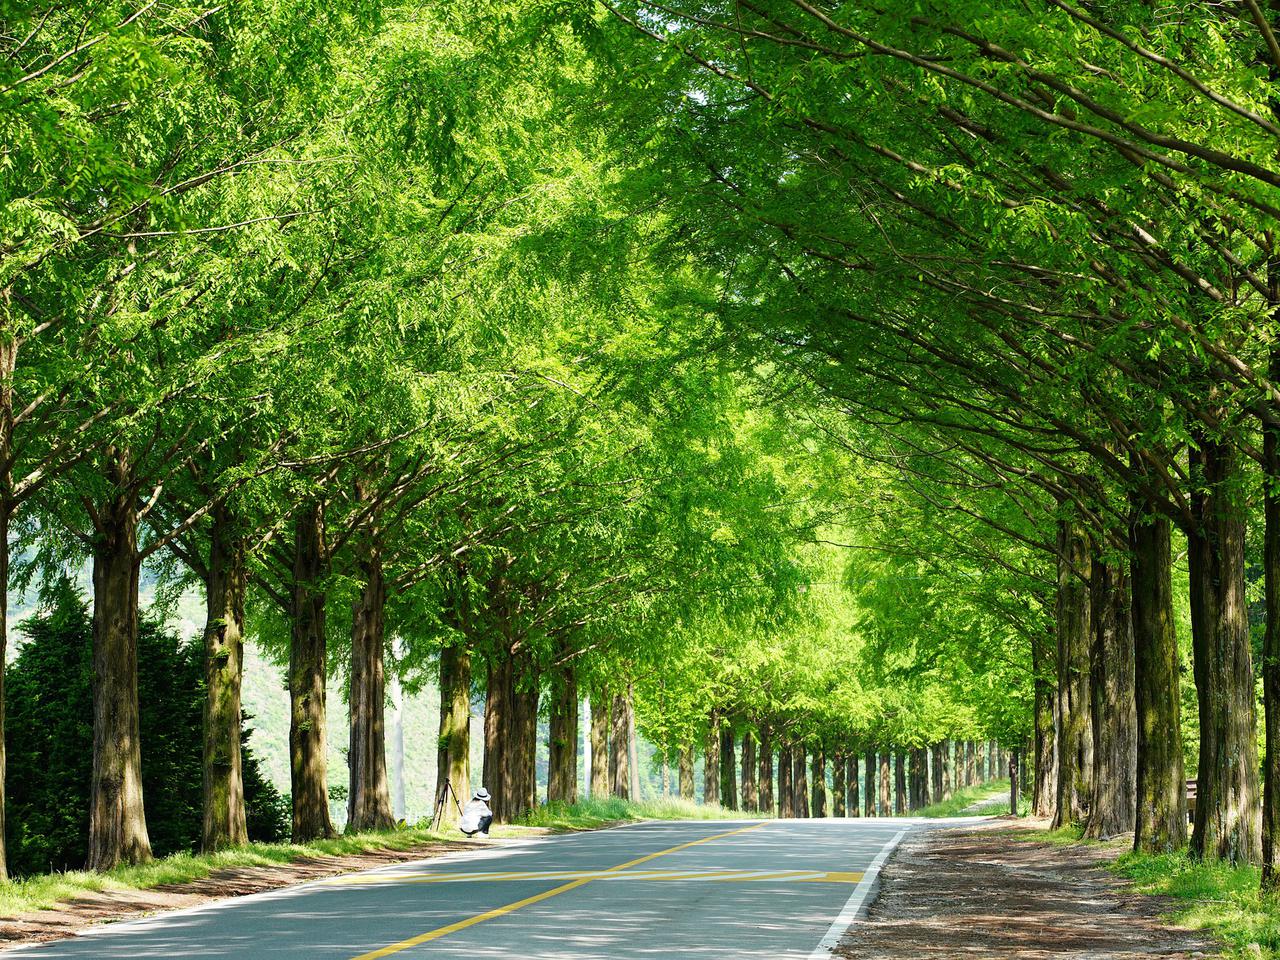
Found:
475,788 -> 491,801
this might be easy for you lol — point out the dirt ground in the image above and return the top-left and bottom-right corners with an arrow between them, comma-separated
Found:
0,838 -> 484,950
837,821 -> 1219,959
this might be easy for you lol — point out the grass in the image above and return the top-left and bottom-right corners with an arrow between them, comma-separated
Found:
0,821 -> 540,918
1114,850 -> 1280,959
915,779 -> 1023,818
515,796 -> 769,830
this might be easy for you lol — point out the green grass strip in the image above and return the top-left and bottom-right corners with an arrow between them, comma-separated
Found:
1115,850 -> 1280,959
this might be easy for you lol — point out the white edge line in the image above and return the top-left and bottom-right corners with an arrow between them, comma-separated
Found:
805,827 -> 909,960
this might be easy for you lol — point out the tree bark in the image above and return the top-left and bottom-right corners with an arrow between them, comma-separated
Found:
865,750 -> 876,816
0,333 -> 14,880
941,740 -> 953,801
1053,518 -> 1093,829
811,748 -> 826,817
679,741 -> 695,800
878,751 -> 891,816
1010,749 -> 1021,815
289,502 -> 335,843
88,451 -> 153,871
758,725 -> 774,813
1267,386 -> 1280,883
777,744 -> 793,816
794,747 -> 809,818
720,726 -> 737,810
703,714 -> 720,805
484,655 -> 512,821
201,506 -> 248,852
507,653 -> 539,818
848,755 -> 860,817
930,744 -> 944,805
611,692 -> 631,800
741,731 -> 757,812
1189,436 -> 1261,864
1085,559 -> 1137,840
832,753 -> 846,817
909,748 -> 925,810
1266,290 -> 1280,886
626,685 -> 641,801
590,694 -> 609,798
894,751 -> 907,815
436,644 -> 471,825
348,545 -> 394,833
1033,631 -> 1058,819
547,662 -> 578,805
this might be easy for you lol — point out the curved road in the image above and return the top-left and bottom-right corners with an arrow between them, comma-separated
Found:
7,819 -> 916,959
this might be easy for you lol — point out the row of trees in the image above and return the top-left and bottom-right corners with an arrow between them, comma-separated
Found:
586,0 -> 1280,888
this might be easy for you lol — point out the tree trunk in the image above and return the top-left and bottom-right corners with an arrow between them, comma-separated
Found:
703,714 -> 720,805
0,334 -> 14,880
547,663 -> 578,805
758,725 -> 774,813
201,506 -> 248,852
848,755 -> 860,817
436,644 -> 471,825
865,750 -> 876,816
590,694 -> 609,798
942,740 -> 953,801
507,653 -> 539,818
289,502 -> 335,843
811,749 -> 826,817
1190,437 -> 1261,864
1033,632 -> 1057,819
777,744 -> 793,817
930,745 -> 944,804
794,747 -> 810,818
1054,518 -> 1093,829
1010,749 -> 1022,814
909,748 -> 924,810
610,692 -> 631,800
720,726 -> 737,810
741,731 -> 757,812
832,753 -> 846,817
679,741 -> 695,799
894,752 -> 906,815
626,685 -> 641,801
1084,558 -> 1138,840
348,546 -> 394,833
878,751 -> 891,816
1267,382 -> 1280,883
88,455 -> 153,871
484,655 -> 512,821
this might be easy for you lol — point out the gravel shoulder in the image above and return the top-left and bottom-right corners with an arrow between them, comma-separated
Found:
837,820 -> 1219,959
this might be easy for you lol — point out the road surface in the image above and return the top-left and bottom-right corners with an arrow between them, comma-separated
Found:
8,818 -> 919,959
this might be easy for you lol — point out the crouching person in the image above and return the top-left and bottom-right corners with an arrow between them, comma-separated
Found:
459,788 -> 493,838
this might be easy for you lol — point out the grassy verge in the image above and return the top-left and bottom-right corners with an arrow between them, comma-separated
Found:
516,796 -> 768,829
1114,851 -> 1280,959
915,779 -> 1023,818
0,821 -> 539,918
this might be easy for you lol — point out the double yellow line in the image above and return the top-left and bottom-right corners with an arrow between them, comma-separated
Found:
350,821 -> 770,960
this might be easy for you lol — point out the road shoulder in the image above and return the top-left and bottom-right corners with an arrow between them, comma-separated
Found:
835,820 -> 1219,959
0,834 -> 543,951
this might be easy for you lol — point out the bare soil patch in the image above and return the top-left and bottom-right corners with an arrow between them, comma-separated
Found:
837,821 -> 1219,959
0,838 -> 491,950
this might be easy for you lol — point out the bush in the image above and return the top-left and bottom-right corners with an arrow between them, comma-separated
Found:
5,580 -> 286,877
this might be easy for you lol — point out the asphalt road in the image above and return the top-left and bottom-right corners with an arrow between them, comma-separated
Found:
8,818 -> 917,959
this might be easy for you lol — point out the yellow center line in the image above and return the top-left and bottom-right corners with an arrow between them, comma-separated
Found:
348,821 -> 770,960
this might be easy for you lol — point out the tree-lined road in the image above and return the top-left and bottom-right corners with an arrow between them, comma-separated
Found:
7,820 -> 914,959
